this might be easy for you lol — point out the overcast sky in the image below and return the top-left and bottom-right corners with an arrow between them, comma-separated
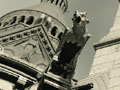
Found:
0,0 -> 119,80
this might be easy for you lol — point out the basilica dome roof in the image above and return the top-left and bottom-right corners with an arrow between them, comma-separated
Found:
27,1 -> 68,27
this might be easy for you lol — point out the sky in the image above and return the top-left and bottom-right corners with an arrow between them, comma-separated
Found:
0,0 -> 119,80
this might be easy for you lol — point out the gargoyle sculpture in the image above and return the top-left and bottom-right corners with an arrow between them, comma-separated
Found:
50,10 -> 91,79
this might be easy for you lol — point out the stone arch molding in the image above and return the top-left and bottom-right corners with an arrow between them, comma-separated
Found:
0,10 -> 66,41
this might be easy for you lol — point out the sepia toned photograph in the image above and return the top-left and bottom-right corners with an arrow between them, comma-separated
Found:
0,0 -> 119,90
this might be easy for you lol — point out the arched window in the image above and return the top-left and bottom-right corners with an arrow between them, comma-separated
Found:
51,0 -> 54,3
58,32 -> 63,40
59,0 -> 63,7
10,16 -> 17,24
26,16 -> 34,25
18,15 -> 25,23
51,26 -> 57,36
34,18 -> 42,25
0,22 -> 2,26
64,6 -> 67,12
56,0 -> 59,5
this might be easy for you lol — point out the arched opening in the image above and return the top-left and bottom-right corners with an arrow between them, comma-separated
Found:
59,0 -> 63,7
61,2 -> 65,10
18,15 -> 25,23
16,34 -> 22,38
0,22 -> 2,26
51,0 -> 54,3
26,16 -> 34,25
58,32 -> 63,40
56,0 -> 59,5
34,18 -> 42,25
2,38 -> 8,42
10,16 -> 17,25
64,6 -> 67,12
51,26 -> 57,36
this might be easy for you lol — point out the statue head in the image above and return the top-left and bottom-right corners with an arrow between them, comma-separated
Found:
72,10 -> 89,24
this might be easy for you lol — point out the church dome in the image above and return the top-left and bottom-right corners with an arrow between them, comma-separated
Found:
27,0 -> 68,26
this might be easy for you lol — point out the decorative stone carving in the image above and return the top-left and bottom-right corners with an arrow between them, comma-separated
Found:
4,36 -> 49,70
50,10 -> 91,79
0,0 -> 91,88
17,76 -> 27,86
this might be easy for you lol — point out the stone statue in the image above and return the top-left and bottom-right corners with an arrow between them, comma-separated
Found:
50,10 -> 91,79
